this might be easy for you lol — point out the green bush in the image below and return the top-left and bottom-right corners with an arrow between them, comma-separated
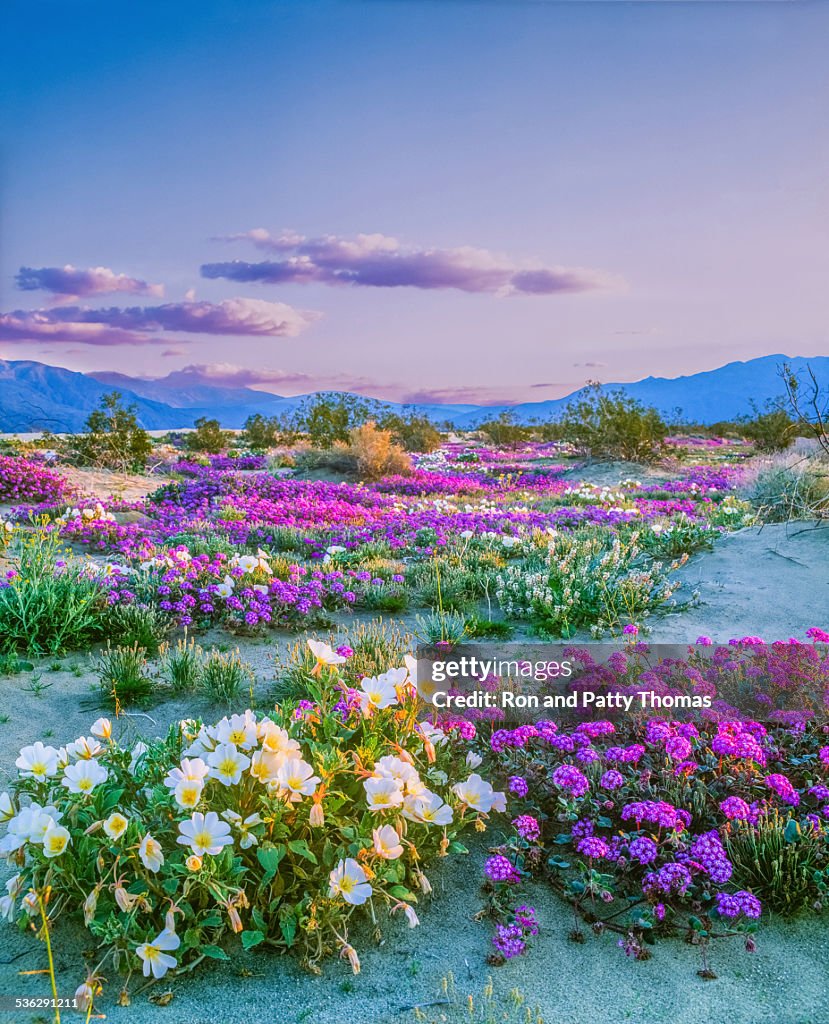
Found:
185,417 -> 231,454
96,642 -> 154,707
558,384 -> 668,462
64,391 -> 152,472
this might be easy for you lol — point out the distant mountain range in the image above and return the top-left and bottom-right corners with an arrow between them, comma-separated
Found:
0,354 -> 826,433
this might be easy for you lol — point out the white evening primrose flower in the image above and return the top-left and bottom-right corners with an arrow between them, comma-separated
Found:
253,584 -> 269,595
372,755 -> 424,795
249,749 -> 282,784
491,790 -> 507,813
164,757 -> 210,790
0,874 -> 22,922
173,779 -> 204,809
372,825 -> 403,860
359,669 -> 405,713
258,721 -> 301,758
466,751 -> 483,770
206,743 -> 251,786
177,811 -> 233,857
15,742 -> 59,781
215,711 -> 259,750
136,929 -> 180,979
363,776 -> 405,811
90,718 -> 112,740
129,741 -> 149,773
182,724 -> 218,759
417,722 -> 448,747
66,736 -> 104,759
402,791 -> 454,826
234,554 -> 259,574
43,825 -> 71,858
62,759 -> 108,796
307,639 -> 346,666
451,773 -> 498,813
276,758 -> 320,801
328,858 -> 372,905
138,833 -> 165,872
103,813 -> 129,841
0,792 -> 14,822
222,810 -> 262,849
216,575 -> 235,598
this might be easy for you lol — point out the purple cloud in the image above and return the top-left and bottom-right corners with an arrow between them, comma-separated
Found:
16,265 -> 165,300
202,230 -> 615,296
156,362 -> 377,394
0,298 -> 321,347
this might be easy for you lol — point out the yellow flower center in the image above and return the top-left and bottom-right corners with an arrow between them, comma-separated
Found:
78,778 -> 93,791
339,876 -> 355,894
219,758 -> 238,776
31,761 -> 47,776
193,830 -> 212,849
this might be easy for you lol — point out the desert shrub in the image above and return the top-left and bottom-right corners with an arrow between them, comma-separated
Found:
478,413 -> 532,449
242,413 -> 280,451
200,648 -> 254,703
0,528 -> 103,654
348,421 -> 412,480
740,404 -> 797,453
185,417 -> 231,454
294,444 -> 359,476
292,392 -> 378,447
65,391 -> 152,472
159,635 -> 205,693
96,642 -> 153,707
748,455 -> 829,522
378,411 -> 443,452
1,649 -> 503,1001
558,385 -> 668,462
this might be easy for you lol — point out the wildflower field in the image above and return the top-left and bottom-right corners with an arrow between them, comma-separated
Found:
0,430 -> 827,1024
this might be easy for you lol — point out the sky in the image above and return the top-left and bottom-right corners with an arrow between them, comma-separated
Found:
1,0 -> 828,405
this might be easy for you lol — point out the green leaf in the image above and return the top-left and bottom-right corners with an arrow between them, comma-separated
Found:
388,885 -> 417,903
251,907 -> 266,933
201,944 -> 231,961
241,929 -> 265,950
448,841 -> 468,855
257,844 -> 285,884
288,839 -> 318,865
783,819 -> 801,844
279,907 -> 297,947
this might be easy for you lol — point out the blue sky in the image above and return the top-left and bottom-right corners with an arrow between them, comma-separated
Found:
2,0 -> 827,403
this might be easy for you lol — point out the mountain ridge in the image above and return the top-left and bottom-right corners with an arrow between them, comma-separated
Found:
1,354 -> 826,432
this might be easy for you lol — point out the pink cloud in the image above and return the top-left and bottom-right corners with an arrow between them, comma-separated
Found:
16,265 -> 165,300
202,229 -> 616,296
0,298 -> 321,347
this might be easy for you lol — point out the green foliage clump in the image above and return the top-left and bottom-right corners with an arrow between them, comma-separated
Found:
96,642 -> 154,707
200,648 -> 255,704
0,528 -> 102,654
66,391 -> 152,471
159,634 -> 205,693
185,417 -> 231,454
740,403 -> 797,453
725,813 -> 828,915
558,384 -> 668,462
